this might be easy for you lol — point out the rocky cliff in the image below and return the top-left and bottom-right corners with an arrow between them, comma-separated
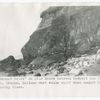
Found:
1,6 -> 100,76
21,6 -> 100,66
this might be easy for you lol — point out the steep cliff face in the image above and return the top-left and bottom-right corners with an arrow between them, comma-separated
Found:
21,6 -> 100,66
1,6 -> 100,76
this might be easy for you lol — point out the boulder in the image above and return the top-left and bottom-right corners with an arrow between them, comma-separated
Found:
0,55 -> 22,75
34,73 -> 41,76
0,56 -> 16,71
57,67 -> 66,74
69,68 -> 82,76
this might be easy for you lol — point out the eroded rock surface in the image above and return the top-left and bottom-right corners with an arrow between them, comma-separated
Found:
1,6 -> 100,76
22,6 -> 100,68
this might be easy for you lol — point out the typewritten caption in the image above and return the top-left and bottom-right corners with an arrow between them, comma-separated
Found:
0,77 -> 100,89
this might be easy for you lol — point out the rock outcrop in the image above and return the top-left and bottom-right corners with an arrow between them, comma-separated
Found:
1,6 -> 100,76
0,56 -> 21,76
21,6 -> 100,68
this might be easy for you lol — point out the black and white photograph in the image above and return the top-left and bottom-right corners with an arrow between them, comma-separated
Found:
1,4 -> 100,77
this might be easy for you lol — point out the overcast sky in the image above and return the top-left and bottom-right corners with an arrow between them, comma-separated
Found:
0,3 -> 49,60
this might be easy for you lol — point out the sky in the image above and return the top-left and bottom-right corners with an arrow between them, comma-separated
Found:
0,3 -> 49,60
